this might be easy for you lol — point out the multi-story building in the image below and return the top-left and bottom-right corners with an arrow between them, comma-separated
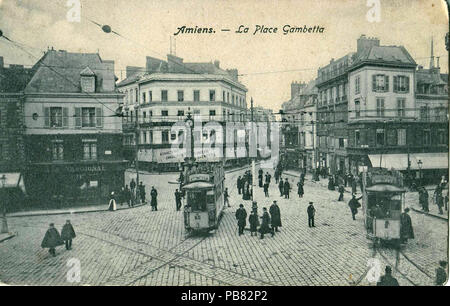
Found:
346,36 -> 448,184
117,54 -> 248,172
23,49 -> 126,205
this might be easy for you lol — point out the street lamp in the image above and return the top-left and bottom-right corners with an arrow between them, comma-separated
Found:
184,111 -> 195,168
1,174 -> 8,234
417,159 -> 423,187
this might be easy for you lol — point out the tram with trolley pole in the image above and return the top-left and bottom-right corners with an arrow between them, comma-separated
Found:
362,167 -> 406,245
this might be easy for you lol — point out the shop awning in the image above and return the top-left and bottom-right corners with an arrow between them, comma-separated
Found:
368,153 -> 448,171
0,172 -> 26,192
182,181 -> 214,190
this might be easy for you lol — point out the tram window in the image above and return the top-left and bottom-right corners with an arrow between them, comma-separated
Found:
206,190 -> 215,204
187,190 -> 207,211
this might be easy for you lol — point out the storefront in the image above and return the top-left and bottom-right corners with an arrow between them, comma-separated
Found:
24,161 -> 126,207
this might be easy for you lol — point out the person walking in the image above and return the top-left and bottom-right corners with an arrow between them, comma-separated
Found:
263,181 -> 269,197
377,266 -> 399,286
175,189 -> 182,211
150,186 -> 158,211
224,188 -> 230,207
237,176 -> 242,195
139,182 -> 146,204
278,178 -> 284,197
328,176 -> 335,191
108,192 -> 117,211
436,261 -> 448,286
61,220 -> 76,250
284,178 -> 290,199
275,169 -> 280,184
307,202 -> 316,228
41,223 -> 64,257
338,184 -> 345,202
259,207 -> 274,239
258,169 -> 263,188
124,185 -> 132,207
235,204 -> 247,236
442,183 -> 449,211
265,172 -> 272,185
351,178 -> 357,195
400,208 -> 414,244
130,178 -> 136,197
297,180 -> 304,198
348,194 -> 362,220
249,210 -> 259,237
434,184 -> 444,215
269,201 -> 282,232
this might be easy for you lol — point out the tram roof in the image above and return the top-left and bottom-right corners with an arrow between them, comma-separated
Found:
365,184 -> 406,193
182,181 -> 215,190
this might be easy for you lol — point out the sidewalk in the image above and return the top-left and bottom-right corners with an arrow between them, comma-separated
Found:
0,232 -> 16,243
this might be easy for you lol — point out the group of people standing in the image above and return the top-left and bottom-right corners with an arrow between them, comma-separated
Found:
41,220 -> 76,257
237,170 -> 253,201
418,180 -> 448,215
107,179 -> 158,212
235,201 -> 282,239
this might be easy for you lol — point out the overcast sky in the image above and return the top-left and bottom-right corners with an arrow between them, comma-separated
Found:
0,0 -> 448,110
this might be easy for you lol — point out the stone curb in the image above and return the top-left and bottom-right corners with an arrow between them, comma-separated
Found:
0,233 -> 16,243
410,207 -> 448,221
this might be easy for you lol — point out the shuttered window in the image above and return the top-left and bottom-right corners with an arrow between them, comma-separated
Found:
393,76 -> 410,93
372,75 -> 389,92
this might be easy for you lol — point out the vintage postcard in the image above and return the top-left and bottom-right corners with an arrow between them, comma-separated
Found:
0,0 -> 448,293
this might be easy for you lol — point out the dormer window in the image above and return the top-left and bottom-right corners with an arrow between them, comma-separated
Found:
80,67 -> 96,93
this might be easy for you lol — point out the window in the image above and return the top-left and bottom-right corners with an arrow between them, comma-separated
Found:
193,90 -> 200,102
50,107 -> 63,127
209,110 -> 216,116
397,129 -> 406,146
223,91 -> 226,102
143,111 -> 147,119
423,130 -> 431,145
393,76 -> 410,93
372,75 -> 389,92
355,99 -> 360,118
83,139 -> 97,160
209,90 -> 216,101
161,110 -> 168,120
149,131 -> 153,144
135,89 -> 138,103
81,107 -> 96,127
397,98 -> 406,117
355,76 -> 360,94
142,92 -> 146,104
52,140 -> 64,161
338,138 -> 344,148
355,130 -> 361,146
148,91 -> 152,102
376,129 -> 385,146
177,90 -> 184,102
227,92 -> 230,103
376,98 -> 385,117
232,95 -> 235,105
162,130 -> 169,144
420,106 -> 429,121
438,130 -> 447,145
161,90 -> 168,102
177,110 -> 185,117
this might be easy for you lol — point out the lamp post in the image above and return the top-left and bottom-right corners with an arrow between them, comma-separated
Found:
1,174 -> 8,234
417,159 -> 423,187
184,111 -> 196,169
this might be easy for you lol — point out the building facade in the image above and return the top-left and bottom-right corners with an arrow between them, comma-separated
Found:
118,54 -> 248,172
23,50 -> 126,205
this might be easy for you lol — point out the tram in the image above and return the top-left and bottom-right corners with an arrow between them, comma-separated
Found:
181,163 -> 225,233
362,168 -> 406,243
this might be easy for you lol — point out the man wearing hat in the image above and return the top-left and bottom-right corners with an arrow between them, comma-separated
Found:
348,193 -> 362,220
235,204 -> 247,236
41,223 -> 64,257
436,261 -> 448,286
377,266 -> 399,286
61,220 -> 76,250
307,202 -> 316,228
400,208 -> 414,244
269,201 -> 282,232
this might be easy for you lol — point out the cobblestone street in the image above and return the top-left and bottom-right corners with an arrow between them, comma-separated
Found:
0,167 -> 447,286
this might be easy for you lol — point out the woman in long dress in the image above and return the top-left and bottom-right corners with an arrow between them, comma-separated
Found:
108,192 -> 117,211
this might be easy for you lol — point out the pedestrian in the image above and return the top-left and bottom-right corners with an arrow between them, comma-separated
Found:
235,204 -> 247,236
130,178 -> 136,195
278,177 -> 284,197
139,182 -> 146,204
422,187 -> 429,212
377,266 -> 399,286
258,169 -> 263,188
41,223 -> 64,257
243,181 -> 251,200
108,192 -> 117,211
328,176 -> 335,191
237,176 -> 242,195
297,180 -> 304,198
435,261 -> 448,286
434,185 -> 444,215
224,188 -> 230,207
265,172 -> 272,184
61,220 -> 76,250
249,210 -> 259,237
269,201 -> 282,232
284,178 -> 290,199
348,194 -> 362,220
150,186 -> 158,211
307,202 -> 315,228
351,178 -> 357,195
442,182 -> 449,211
338,184 -> 345,201
400,208 -> 414,244
124,185 -> 132,207
259,207 -> 274,239
263,181 -> 269,197
275,169 -> 280,184
175,189 -> 182,211
300,171 -> 305,184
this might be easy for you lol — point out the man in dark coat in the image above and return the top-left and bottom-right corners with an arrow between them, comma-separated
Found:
278,178 -> 284,197
249,210 -> 259,236
328,177 -> 335,191
269,201 -> 282,232
348,194 -> 362,220
284,178 -> 290,199
265,172 -> 272,184
436,261 -> 448,286
338,184 -> 345,201
377,266 -> 399,286
235,204 -> 247,236
258,170 -> 263,188
351,179 -> 357,195
400,208 -> 414,243
275,169 -> 280,184
130,178 -> 136,196
237,176 -> 242,194
224,188 -> 230,207
61,220 -> 76,250
297,180 -> 304,198
307,202 -> 316,228
175,189 -> 182,211
150,186 -> 158,211
263,181 -> 269,197
139,182 -> 146,204
259,207 -> 274,239
435,185 -> 444,215
41,223 -> 64,257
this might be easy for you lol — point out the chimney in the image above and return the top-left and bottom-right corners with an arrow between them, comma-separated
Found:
226,69 -> 239,81
0,56 -> 3,69
214,60 -> 220,68
357,34 -> 380,54
436,57 -> 440,69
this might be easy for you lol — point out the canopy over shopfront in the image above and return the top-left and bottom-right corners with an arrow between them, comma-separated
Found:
368,153 -> 448,171
0,172 -> 26,193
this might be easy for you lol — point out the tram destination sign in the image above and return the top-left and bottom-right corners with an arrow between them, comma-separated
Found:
366,168 -> 403,187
